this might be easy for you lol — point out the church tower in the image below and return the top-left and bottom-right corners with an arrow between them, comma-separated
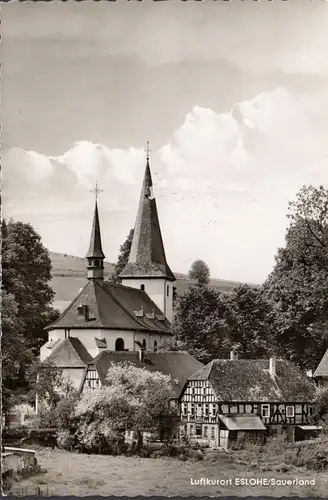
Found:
86,199 -> 105,280
120,147 -> 176,323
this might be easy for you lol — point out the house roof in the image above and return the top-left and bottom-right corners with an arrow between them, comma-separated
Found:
313,348 -> 328,378
88,350 -> 204,397
46,337 -> 93,368
120,161 -> 175,282
46,279 -> 171,333
219,414 -> 266,431
189,359 -> 316,402
86,201 -> 105,259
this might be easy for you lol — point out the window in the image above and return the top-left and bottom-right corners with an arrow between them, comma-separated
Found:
154,340 -> 157,352
261,404 -> 270,418
211,427 -> 215,439
309,405 -> 314,416
167,284 -> 169,297
204,404 -> 209,416
190,425 -> 194,434
204,387 -> 206,395
182,404 -> 187,416
196,425 -> 202,436
190,404 -> 195,416
140,284 -> 145,291
286,405 -> 294,418
203,426 -> 208,438
192,388 -> 195,395
94,259 -> 99,267
115,338 -> 125,351
142,339 -> 146,349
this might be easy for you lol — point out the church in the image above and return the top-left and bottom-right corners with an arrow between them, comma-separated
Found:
40,154 -> 203,395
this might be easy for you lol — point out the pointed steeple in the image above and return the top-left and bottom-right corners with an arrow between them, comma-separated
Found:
120,158 -> 175,281
86,201 -> 105,280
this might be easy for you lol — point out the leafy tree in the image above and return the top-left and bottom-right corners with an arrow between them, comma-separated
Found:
312,387 -> 328,423
2,219 -> 59,354
264,185 -> 328,370
27,359 -> 74,412
75,362 -> 176,450
1,291 -> 34,412
223,284 -> 276,358
110,229 -> 134,284
170,285 -> 229,362
188,259 -> 210,285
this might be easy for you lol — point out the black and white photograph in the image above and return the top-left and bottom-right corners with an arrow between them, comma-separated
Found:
1,0 -> 328,497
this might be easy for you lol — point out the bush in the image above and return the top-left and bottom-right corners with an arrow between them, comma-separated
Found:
2,425 -> 29,441
57,430 -> 77,451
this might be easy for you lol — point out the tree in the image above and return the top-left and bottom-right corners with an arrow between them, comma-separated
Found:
264,185 -> 328,370
188,259 -> 210,285
170,284 -> 229,362
1,291 -> 34,413
223,284 -> 276,358
75,362 -> 176,450
110,229 -> 134,284
2,219 -> 59,354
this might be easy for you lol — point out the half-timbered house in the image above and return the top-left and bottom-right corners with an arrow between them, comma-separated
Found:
179,353 -> 317,449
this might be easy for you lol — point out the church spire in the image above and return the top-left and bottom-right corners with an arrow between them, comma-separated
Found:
86,188 -> 105,280
120,146 -> 175,282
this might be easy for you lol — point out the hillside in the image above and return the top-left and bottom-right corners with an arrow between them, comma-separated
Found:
49,251 -> 252,311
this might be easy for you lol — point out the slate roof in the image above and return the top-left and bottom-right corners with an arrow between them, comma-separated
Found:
219,414 -> 267,431
46,279 -> 171,333
120,161 -> 175,281
189,359 -> 316,402
46,337 -> 93,368
86,201 -> 105,259
88,350 -> 204,397
313,348 -> 328,378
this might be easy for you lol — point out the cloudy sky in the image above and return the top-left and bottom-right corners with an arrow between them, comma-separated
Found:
2,0 -> 328,284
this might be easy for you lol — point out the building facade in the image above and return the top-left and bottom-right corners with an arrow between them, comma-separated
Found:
179,354 -> 317,449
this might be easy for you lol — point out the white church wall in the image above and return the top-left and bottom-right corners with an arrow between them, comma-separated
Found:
41,328 -> 171,362
121,278 -> 174,323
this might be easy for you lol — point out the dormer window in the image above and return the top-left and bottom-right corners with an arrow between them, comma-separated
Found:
140,284 -> 145,291
77,304 -> 85,316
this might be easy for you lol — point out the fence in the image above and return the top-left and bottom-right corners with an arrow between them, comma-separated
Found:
8,485 -> 54,497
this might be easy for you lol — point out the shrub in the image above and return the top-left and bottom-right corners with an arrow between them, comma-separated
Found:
57,430 -> 77,451
2,425 -> 29,441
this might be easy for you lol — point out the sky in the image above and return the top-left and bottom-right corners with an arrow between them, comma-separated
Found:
2,0 -> 328,284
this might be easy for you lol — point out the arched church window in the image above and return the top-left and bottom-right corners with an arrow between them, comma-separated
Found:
140,284 -> 145,291
142,339 -> 146,349
115,338 -> 125,351
167,284 -> 169,297
154,340 -> 157,352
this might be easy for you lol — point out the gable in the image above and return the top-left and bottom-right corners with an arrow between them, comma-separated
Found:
314,348 -> 328,378
46,337 -> 92,368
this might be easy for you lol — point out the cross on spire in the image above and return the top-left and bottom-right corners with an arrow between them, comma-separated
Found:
90,182 -> 103,202
145,141 -> 152,161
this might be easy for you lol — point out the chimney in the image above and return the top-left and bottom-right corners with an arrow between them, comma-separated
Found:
230,350 -> 238,360
269,357 -> 276,377
139,348 -> 145,363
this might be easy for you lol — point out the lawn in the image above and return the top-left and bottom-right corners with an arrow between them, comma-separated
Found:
10,448 -> 328,497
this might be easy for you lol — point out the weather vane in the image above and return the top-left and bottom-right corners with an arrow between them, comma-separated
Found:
145,141 -> 152,161
90,181 -> 103,201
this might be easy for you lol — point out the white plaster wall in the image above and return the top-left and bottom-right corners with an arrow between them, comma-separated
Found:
42,327 -> 171,361
121,277 -> 174,323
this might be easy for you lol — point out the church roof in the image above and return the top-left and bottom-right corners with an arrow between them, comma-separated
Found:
88,350 -> 204,397
46,337 -> 93,368
313,348 -> 328,378
187,359 -> 316,402
46,279 -> 171,333
86,201 -> 105,259
120,161 -> 175,281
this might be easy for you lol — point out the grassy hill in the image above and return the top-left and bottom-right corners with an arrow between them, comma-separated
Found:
49,251 -> 252,311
